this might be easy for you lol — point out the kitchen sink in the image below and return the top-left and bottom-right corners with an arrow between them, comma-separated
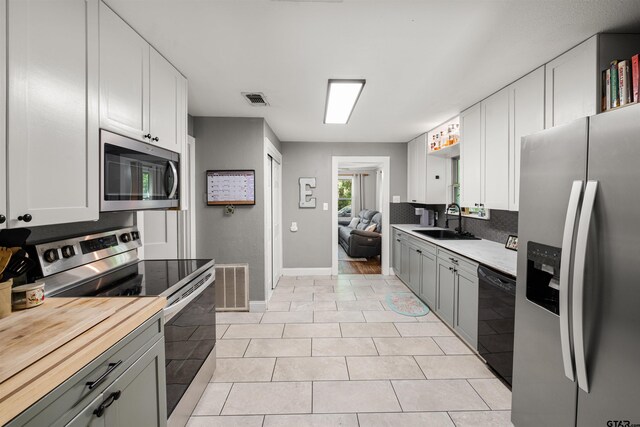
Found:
412,229 -> 480,240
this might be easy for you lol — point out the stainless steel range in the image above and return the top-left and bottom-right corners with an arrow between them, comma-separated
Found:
25,227 -> 216,427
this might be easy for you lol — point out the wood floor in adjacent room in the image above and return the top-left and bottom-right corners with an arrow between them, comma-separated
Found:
338,245 -> 381,275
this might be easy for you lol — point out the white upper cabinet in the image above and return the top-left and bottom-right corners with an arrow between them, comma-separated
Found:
99,2 -> 186,154
509,66 -> 545,211
406,134 -> 447,204
460,103 -> 482,208
545,36 -> 597,129
0,0 -> 6,230
482,88 -> 510,210
7,0 -> 99,227
425,152 -> 447,205
150,48 -> 186,153
99,2 -> 150,142
407,137 -> 425,203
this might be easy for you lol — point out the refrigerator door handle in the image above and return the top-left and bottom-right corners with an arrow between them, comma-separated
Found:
572,180 -> 598,393
559,180 -> 583,382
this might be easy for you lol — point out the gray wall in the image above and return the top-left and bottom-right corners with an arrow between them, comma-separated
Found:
193,117 -> 280,302
187,114 -> 195,137
281,141 -> 407,268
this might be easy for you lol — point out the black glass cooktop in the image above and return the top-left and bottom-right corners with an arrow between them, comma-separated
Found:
55,259 -> 213,298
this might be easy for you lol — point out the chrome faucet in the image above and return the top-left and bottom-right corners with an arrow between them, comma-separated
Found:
445,203 -> 463,234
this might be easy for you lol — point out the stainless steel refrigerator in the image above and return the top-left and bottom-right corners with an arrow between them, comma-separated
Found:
512,102 -> 640,426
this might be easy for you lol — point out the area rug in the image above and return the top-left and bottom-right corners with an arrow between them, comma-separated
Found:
338,248 -> 368,262
385,292 -> 430,317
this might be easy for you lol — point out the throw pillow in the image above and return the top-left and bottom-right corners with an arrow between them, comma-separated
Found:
365,224 -> 377,232
348,217 -> 360,228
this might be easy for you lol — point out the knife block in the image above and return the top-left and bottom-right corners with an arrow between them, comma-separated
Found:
0,279 -> 13,319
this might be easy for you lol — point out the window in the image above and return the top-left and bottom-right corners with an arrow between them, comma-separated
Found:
451,157 -> 460,206
338,177 -> 353,217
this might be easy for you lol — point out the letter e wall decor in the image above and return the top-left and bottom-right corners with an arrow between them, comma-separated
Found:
299,177 -> 316,208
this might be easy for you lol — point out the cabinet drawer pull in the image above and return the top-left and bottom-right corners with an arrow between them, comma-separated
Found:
396,239 -> 401,242
143,133 -> 152,139
94,390 -> 121,417
87,360 -> 122,390
449,257 -> 458,264
152,136 -> 159,142
416,249 -> 422,254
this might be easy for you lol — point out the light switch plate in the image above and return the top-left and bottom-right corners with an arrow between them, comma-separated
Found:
323,203 -> 328,211
392,196 -> 400,203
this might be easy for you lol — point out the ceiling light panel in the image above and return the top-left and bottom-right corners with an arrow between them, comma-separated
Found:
324,79 -> 365,124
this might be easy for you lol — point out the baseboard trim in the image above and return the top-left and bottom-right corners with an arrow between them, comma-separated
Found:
249,300 -> 267,312
282,268 -> 332,276
389,267 -> 396,276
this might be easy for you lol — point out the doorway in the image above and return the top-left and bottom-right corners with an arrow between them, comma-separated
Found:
264,138 -> 283,301
332,156 -> 390,276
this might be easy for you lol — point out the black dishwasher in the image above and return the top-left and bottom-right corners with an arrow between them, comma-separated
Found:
477,265 -> 516,386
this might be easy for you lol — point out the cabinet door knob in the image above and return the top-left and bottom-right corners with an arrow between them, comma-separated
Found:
0,214 -> 5,224
152,136 -> 159,142
143,133 -> 152,139
17,214 -> 32,222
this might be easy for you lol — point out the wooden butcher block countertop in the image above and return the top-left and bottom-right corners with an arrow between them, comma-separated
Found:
0,297 -> 165,425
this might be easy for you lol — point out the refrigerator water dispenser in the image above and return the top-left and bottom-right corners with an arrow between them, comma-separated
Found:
526,242 -> 561,315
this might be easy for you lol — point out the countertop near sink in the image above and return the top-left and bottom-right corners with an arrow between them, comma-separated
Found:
392,224 -> 517,277
0,297 -> 165,425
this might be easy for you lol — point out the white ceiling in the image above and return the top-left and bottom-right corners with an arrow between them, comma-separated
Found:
105,0 -> 640,143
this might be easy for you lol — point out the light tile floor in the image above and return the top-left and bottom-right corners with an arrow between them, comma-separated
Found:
189,275 -> 513,427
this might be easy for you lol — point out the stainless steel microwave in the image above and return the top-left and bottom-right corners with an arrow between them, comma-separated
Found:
100,130 -> 180,212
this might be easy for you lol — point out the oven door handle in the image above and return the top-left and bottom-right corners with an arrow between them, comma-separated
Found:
164,273 -> 213,323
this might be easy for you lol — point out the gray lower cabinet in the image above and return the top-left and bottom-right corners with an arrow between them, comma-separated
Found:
454,267 -> 479,348
436,258 -> 456,325
392,230 -> 402,276
392,228 -> 480,350
419,250 -> 437,309
66,394 -> 105,427
407,244 -> 422,295
400,240 -> 410,284
102,338 -> 167,427
9,312 -> 166,427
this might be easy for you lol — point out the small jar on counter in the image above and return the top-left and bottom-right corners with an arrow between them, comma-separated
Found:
12,282 -> 45,310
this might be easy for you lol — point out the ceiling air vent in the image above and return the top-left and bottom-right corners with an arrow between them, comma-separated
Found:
242,92 -> 269,106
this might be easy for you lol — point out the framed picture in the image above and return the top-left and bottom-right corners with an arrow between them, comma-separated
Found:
206,170 -> 256,206
505,235 -> 518,251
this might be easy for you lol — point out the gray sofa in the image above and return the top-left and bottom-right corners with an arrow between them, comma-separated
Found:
338,209 -> 382,258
